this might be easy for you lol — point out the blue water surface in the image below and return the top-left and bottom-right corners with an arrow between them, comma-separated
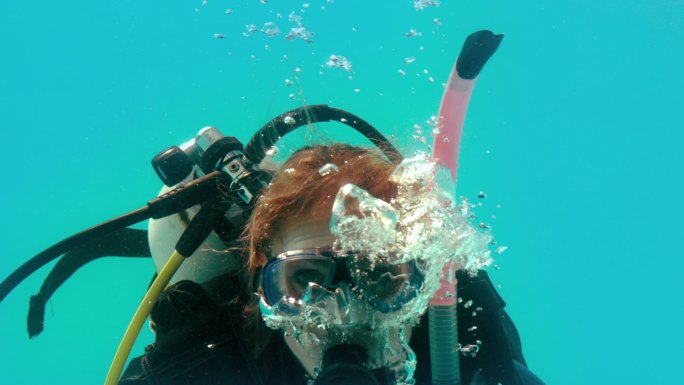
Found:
1,1 -> 683,384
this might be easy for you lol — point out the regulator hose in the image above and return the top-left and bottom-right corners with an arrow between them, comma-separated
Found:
244,105 -> 403,166
104,191 -> 232,385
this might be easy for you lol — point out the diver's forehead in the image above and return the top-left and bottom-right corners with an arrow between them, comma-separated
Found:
269,216 -> 336,255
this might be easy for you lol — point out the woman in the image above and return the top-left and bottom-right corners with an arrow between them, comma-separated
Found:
120,143 -> 544,385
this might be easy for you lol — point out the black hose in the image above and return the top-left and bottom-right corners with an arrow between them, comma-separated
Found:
27,228 -> 152,338
1,171 -> 227,305
243,105 -> 403,166
0,207 -> 152,304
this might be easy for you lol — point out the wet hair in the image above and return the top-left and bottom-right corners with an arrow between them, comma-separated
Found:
246,143 -> 398,274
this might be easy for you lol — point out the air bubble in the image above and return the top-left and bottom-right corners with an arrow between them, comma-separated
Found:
261,22 -> 280,37
331,184 -> 399,256
325,54 -> 353,73
405,29 -> 420,38
285,26 -> 314,42
245,24 -> 258,35
413,0 -> 440,10
265,146 -> 279,157
318,163 -> 339,176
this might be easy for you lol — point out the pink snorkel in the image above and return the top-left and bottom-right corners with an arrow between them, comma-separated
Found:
429,30 -> 503,385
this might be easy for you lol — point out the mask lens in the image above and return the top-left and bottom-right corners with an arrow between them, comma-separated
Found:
350,256 -> 421,312
263,250 -> 422,312
263,254 -> 336,306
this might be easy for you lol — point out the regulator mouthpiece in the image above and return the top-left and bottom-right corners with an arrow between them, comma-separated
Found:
314,345 -> 390,385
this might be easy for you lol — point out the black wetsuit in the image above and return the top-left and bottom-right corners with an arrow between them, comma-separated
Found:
119,271 -> 544,385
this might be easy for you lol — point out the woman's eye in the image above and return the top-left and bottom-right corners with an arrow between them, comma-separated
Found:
295,269 -> 326,286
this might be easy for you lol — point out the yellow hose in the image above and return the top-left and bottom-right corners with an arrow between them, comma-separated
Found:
104,250 -> 185,385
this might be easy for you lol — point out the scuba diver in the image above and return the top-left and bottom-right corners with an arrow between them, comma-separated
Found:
0,31 -> 545,385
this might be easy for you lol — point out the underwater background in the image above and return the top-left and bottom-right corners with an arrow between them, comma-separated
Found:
1,1 -> 683,384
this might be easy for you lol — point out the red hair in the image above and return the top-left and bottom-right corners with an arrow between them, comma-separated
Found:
246,144 -> 398,274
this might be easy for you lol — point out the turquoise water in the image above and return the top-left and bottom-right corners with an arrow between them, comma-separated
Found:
1,1 -> 682,384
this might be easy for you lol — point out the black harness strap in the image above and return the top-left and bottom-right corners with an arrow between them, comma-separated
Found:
27,228 -> 151,338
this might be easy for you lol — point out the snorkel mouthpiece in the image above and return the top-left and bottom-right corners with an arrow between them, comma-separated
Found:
314,345 -> 390,385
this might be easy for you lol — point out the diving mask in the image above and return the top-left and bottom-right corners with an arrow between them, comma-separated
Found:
262,248 -> 423,314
